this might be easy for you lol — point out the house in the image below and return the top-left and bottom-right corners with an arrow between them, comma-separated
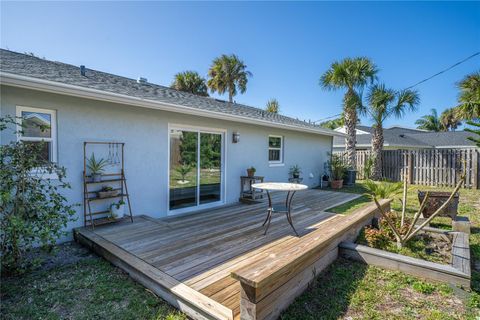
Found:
333,125 -> 478,151
0,49 -> 342,234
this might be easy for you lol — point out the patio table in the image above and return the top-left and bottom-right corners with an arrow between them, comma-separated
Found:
251,182 -> 308,236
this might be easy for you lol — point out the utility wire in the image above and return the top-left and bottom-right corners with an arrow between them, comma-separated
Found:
313,51 -> 480,123
405,51 -> 480,89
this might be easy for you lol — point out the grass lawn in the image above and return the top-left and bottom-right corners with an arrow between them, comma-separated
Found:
0,243 -> 186,320
2,180 -> 479,320
283,258 -> 477,320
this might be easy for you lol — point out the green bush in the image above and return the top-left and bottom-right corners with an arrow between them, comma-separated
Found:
0,116 -> 76,274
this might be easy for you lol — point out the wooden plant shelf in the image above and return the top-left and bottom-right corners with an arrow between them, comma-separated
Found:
87,216 -> 130,227
87,193 -> 129,201
85,178 -> 125,185
83,141 -> 133,229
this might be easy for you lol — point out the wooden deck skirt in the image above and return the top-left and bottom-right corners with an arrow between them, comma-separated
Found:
74,190 -> 390,320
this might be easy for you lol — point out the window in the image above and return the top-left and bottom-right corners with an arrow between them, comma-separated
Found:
16,106 -> 57,163
268,135 -> 283,164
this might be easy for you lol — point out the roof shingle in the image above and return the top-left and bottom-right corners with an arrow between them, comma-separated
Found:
0,49 -> 338,136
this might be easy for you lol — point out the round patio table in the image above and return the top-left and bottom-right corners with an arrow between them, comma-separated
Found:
251,182 -> 308,236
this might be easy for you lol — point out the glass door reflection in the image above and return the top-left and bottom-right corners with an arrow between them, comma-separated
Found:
169,128 -> 223,212
199,133 -> 222,205
169,129 -> 198,210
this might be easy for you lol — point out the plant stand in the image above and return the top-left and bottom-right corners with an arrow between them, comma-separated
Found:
83,141 -> 134,228
288,177 -> 303,184
239,176 -> 264,203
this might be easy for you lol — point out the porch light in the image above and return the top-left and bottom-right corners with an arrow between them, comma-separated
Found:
232,131 -> 240,143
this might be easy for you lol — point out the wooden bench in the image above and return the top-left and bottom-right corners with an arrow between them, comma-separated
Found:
231,199 -> 391,320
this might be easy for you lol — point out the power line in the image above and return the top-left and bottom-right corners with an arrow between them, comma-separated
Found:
313,51 -> 480,123
405,51 -> 480,89
313,114 -> 342,123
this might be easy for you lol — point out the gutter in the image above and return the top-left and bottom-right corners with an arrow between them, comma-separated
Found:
0,72 -> 345,138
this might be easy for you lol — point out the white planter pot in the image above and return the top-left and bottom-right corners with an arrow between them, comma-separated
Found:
92,173 -> 102,182
110,204 -> 125,218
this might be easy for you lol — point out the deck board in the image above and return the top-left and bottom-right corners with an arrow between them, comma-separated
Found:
75,189 -> 360,320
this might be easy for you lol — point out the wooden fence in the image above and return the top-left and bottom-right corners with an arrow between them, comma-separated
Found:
334,148 -> 480,189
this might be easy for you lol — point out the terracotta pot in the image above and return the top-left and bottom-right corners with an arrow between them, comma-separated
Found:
331,180 -> 343,189
247,169 -> 255,177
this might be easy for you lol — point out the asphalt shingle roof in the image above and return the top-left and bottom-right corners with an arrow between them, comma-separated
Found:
333,126 -> 477,148
0,49 -> 338,136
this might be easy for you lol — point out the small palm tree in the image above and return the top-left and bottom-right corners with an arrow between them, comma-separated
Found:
455,70 -> 480,120
175,164 -> 192,182
171,71 -> 209,97
319,117 -> 344,130
320,57 -> 378,168
207,54 -> 252,103
365,84 -> 420,180
440,108 -> 462,131
265,98 -> 280,113
415,108 -> 442,131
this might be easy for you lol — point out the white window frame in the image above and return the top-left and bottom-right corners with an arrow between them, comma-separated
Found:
268,135 -> 284,166
16,106 -> 58,164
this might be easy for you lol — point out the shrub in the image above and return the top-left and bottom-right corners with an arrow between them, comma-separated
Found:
0,116 -> 76,274
363,225 -> 390,249
379,211 -> 411,239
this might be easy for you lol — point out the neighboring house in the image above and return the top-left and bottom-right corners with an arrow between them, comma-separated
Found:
0,49 -> 342,235
333,125 -> 478,151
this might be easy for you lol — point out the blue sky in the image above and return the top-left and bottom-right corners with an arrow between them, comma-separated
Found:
1,1 -> 479,127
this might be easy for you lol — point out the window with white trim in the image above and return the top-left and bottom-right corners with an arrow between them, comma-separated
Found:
16,106 -> 57,163
268,135 -> 283,164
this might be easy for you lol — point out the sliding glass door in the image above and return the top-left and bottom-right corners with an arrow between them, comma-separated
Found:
169,127 -> 224,213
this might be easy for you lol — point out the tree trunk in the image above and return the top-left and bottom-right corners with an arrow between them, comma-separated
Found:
343,94 -> 357,169
372,125 -> 384,180
228,88 -> 233,103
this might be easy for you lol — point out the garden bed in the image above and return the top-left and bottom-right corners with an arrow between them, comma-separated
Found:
340,227 -> 471,288
356,227 -> 452,264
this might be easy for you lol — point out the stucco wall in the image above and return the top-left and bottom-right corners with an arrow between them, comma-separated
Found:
1,86 -> 333,239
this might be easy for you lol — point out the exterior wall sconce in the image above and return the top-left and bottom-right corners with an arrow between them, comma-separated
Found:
232,131 -> 240,143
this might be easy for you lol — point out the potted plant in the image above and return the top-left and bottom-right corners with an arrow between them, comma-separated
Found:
246,166 -> 256,177
87,153 -> 108,182
289,164 -> 302,179
110,199 -> 125,219
329,154 -> 346,189
98,185 -> 119,198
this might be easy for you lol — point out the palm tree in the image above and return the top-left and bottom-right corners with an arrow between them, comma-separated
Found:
320,57 -> 378,168
171,71 -> 209,97
207,54 -> 252,103
265,99 -> 280,113
465,120 -> 480,147
440,108 -> 462,131
454,70 -> 480,120
415,109 -> 442,132
319,117 -> 344,130
365,84 -> 420,180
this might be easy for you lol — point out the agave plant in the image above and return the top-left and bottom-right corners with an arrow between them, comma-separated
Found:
87,153 -> 108,176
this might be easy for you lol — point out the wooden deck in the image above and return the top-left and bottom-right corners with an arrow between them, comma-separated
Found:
75,189 -> 366,320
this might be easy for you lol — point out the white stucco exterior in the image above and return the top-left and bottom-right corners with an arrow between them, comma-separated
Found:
1,86 -> 333,239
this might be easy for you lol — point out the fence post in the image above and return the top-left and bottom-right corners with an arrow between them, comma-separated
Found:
408,151 -> 414,184
473,149 -> 479,189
